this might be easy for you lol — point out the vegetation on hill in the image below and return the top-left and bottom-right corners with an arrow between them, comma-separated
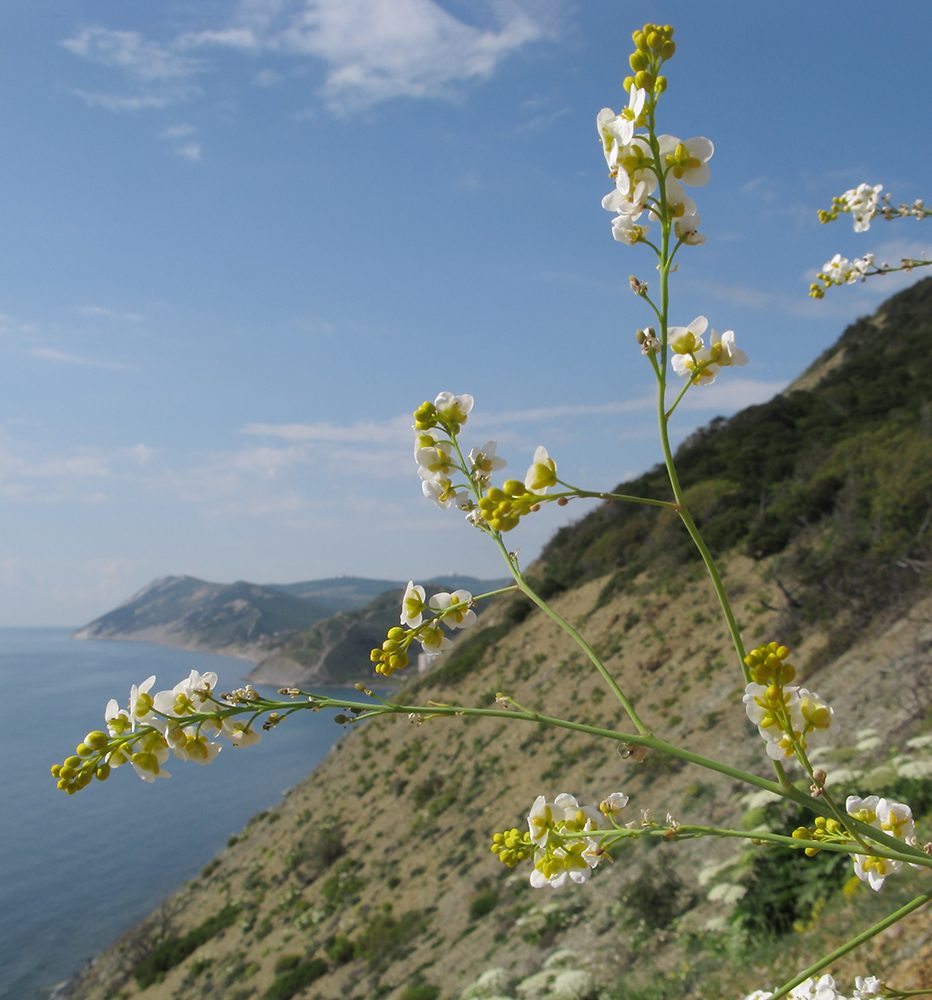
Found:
534,278 -> 932,635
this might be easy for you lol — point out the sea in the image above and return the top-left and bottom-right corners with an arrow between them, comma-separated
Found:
0,628 -> 355,1000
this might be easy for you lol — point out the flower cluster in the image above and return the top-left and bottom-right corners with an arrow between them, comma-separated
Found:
742,642 -> 839,762
413,392 -> 563,533
846,794 -> 921,891
51,670 -> 263,791
810,252 -> 875,297
744,973 -> 889,1000
491,792 -> 628,888
669,315 -> 747,385
369,582 -> 478,676
818,183 -> 884,232
597,25 -> 714,250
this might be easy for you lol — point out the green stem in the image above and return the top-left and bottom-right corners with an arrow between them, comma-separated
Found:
768,889 -> 932,1000
494,535 -> 650,735
560,486 -> 675,509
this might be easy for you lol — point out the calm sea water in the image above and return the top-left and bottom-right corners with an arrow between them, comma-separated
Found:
0,628 -> 353,1000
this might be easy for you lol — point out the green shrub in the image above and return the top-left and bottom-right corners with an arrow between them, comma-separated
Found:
399,985 -> 441,1000
133,904 -> 240,988
354,906 -> 431,972
468,887 -> 499,921
261,958 -> 328,1000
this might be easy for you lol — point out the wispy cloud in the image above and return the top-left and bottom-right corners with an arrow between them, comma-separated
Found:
253,68 -> 283,87
72,91 -> 183,112
74,305 -> 143,322
240,414 -> 411,443
159,123 -> 195,139
63,27 -> 204,111
62,27 -> 204,81
29,348 -> 127,370
175,142 -> 202,161
63,1 -> 557,116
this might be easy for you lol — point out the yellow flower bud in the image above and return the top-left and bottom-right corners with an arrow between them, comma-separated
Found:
96,764 -> 111,781
634,70 -> 654,91
661,39 -> 676,59
629,50 -> 648,72
654,76 -> 667,94
85,730 -> 111,751
64,756 -> 81,769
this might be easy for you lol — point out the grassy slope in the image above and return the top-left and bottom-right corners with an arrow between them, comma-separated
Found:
67,282 -> 932,1000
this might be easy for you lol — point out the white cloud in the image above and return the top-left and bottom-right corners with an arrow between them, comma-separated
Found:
175,142 -> 202,161
62,27 -> 204,81
253,68 -> 283,86
29,348 -> 127,370
72,91 -> 182,112
239,414 -> 410,443
74,305 -> 143,322
159,123 -> 195,138
65,2 -> 556,116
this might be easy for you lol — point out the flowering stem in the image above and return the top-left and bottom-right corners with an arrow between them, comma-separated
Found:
493,535 -> 650,735
565,487 -> 676,509
767,888 -> 932,1000
655,825 -> 932,871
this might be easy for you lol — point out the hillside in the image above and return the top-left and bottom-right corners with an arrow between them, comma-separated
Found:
63,281 -> 932,1000
73,574 -> 509,670
72,576 -> 344,662
248,581 -> 507,688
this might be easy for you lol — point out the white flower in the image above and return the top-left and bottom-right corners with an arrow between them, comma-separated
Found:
847,794 -> 901,891
469,440 -> 506,486
166,724 -> 222,765
671,349 -> 719,385
674,213 -> 705,245
421,476 -> 460,509
794,687 -> 840,748
152,669 -> 218,719
553,792 -> 603,831
416,442 -> 457,482
709,329 -> 748,368
128,675 -> 162,730
852,976 -> 884,998
226,721 -> 262,747
603,179 -> 651,221
649,178 -> 696,222
668,315 -> 708,355
842,182 -> 883,231
611,216 -> 650,245
413,427 -> 440,458
433,391 -> 473,427
429,589 -> 477,630
524,445 -> 557,494
600,791 -> 629,819
743,992 -> 774,1000
614,137 -> 659,193
596,90 -> 646,171
657,134 -> 714,187
417,623 -> 453,654
528,794 -> 557,847
105,698 -> 132,737
128,731 -> 171,782
743,682 -> 802,759
789,975 -> 844,1000
877,797 -> 917,844
401,581 -> 428,627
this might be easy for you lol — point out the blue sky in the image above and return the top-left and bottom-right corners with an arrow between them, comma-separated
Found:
1,0 -> 930,626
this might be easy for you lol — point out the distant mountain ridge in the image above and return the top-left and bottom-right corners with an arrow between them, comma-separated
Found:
73,573 -> 511,678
